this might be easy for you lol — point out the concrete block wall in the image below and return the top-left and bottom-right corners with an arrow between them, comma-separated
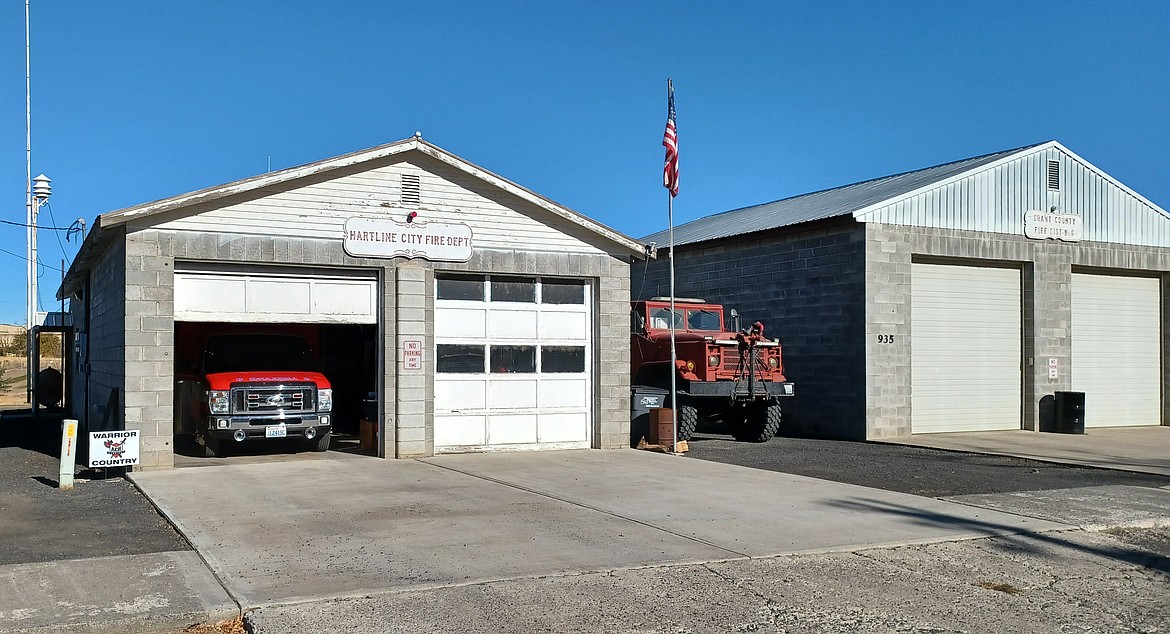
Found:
394,264 -> 431,458
633,220 -> 868,438
82,232 -> 127,436
122,232 -> 178,468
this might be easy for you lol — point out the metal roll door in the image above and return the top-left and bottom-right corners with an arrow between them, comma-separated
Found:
911,263 -> 1022,433
1071,273 -> 1161,427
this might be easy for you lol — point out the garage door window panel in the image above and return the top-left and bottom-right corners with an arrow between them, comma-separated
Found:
490,278 -> 536,303
436,275 -> 485,301
541,346 -> 585,373
541,279 -> 585,304
437,344 -> 486,374
491,345 -> 536,373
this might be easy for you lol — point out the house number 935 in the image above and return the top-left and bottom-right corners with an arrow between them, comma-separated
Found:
876,334 -> 895,344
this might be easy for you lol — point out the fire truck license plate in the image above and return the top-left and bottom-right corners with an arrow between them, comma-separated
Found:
266,423 -> 287,438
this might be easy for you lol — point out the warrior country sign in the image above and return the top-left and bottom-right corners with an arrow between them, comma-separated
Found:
88,430 -> 141,468
344,217 -> 473,261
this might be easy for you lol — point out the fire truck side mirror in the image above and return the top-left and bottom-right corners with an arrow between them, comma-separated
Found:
729,309 -> 741,334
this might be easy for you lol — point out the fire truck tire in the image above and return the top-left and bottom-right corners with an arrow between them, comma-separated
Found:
200,436 -> 223,458
735,402 -> 781,443
677,404 -> 699,441
310,431 -> 331,452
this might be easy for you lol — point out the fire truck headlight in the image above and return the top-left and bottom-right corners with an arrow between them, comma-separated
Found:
685,360 -> 695,372
318,388 -> 333,412
209,390 -> 230,414
708,354 -> 720,368
768,357 -> 779,369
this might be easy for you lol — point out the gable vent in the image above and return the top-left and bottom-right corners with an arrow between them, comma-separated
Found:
400,174 -> 421,207
1046,160 -> 1060,191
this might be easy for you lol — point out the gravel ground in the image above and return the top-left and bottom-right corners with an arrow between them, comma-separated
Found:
684,431 -> 1170,497
247,528 -> 1170,633
0,415 -> 190,566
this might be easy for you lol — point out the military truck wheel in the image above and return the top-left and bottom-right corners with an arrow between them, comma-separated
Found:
310,431 -> 331,452
733,401 -> 781,442
676,403 -> 699,441
200,436 -> 223,458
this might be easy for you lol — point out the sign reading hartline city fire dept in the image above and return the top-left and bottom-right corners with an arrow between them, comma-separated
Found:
343,217 -> 473,261
88,430 -> 140,468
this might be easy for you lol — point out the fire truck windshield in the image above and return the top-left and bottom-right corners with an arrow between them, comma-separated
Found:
203,335 -> 320,374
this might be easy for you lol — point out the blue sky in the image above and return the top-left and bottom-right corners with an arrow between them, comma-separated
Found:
1,1 -> 1168,325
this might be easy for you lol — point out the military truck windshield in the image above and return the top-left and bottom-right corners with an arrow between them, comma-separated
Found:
203,335 -> 319,374
646,306 -> 722,331
686,309 -> 722,331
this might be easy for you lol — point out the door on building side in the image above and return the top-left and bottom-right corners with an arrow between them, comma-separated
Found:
910,262 -> 1022,433
434,275 -> 592,452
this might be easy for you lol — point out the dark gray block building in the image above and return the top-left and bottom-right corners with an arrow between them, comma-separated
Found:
636,141 -> 1170,440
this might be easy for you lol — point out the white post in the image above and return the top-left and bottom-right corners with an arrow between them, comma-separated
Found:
58,419 -> 78,490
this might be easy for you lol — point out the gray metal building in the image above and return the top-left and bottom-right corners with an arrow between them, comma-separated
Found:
59,137 -> 644,469
635,141 -> 1170,440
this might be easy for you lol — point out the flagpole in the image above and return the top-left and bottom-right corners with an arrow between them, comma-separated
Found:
667,192 -> 679,452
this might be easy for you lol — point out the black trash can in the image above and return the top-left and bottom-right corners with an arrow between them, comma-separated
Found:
1052,391 -> 1086,434
630,386 -> 668,446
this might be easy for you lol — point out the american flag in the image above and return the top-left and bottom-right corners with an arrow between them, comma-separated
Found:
662,79 -> 679,197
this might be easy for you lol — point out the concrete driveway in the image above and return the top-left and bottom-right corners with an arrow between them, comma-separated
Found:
130,449 -> 1066,610
878,426 -> 1170,476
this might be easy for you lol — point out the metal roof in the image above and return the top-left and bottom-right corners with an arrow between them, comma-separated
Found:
643,143 -> 1045,247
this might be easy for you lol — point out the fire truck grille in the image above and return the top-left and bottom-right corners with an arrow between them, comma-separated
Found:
233,384 -> 316,414
720,349 -> 772,376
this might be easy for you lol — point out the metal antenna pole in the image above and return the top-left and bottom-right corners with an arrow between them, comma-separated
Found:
25,0 -> 34,404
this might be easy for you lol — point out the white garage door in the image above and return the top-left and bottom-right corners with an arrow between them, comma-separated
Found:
175,267 -> 378,324
1072,273 -> 1161,427
434,275 -> 592,452
911,263 -> 1022,433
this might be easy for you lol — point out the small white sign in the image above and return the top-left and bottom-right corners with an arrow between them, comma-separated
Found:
403,340 -> 423,370
344,217 -> 473,261
88,430 -> 140,468
1048,358 -> 1059,367
1025,211 -> 1082,242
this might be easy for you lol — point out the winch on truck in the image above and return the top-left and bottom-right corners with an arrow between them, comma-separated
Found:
174,325 -> 333,457
631,297 -> 794,442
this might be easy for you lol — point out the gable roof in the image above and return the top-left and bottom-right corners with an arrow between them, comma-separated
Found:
96,135 -> 644,257
643,142 -> 1050,247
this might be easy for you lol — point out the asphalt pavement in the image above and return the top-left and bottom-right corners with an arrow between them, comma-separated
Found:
683,431 -> 1170,497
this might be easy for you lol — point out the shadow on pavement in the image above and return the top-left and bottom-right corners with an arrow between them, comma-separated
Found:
824,496 -> 1170,575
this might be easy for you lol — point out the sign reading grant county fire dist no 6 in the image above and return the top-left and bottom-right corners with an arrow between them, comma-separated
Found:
344,217 -> 473,261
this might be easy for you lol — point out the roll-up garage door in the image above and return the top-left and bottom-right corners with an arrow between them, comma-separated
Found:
911,263 -> 1022,433
434,275 -> 592,452
174,266 -> 378,324
1071,273 -> 1161,427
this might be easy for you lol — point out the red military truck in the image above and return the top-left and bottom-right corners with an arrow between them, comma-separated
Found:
631,298 -> 794,442
174,324 -> 333,457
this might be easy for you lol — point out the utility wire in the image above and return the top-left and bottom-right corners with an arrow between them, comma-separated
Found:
0,217 -> 78,231
42,200 -> 67,259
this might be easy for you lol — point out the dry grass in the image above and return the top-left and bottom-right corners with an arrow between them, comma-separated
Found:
182,617 -> 248,634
